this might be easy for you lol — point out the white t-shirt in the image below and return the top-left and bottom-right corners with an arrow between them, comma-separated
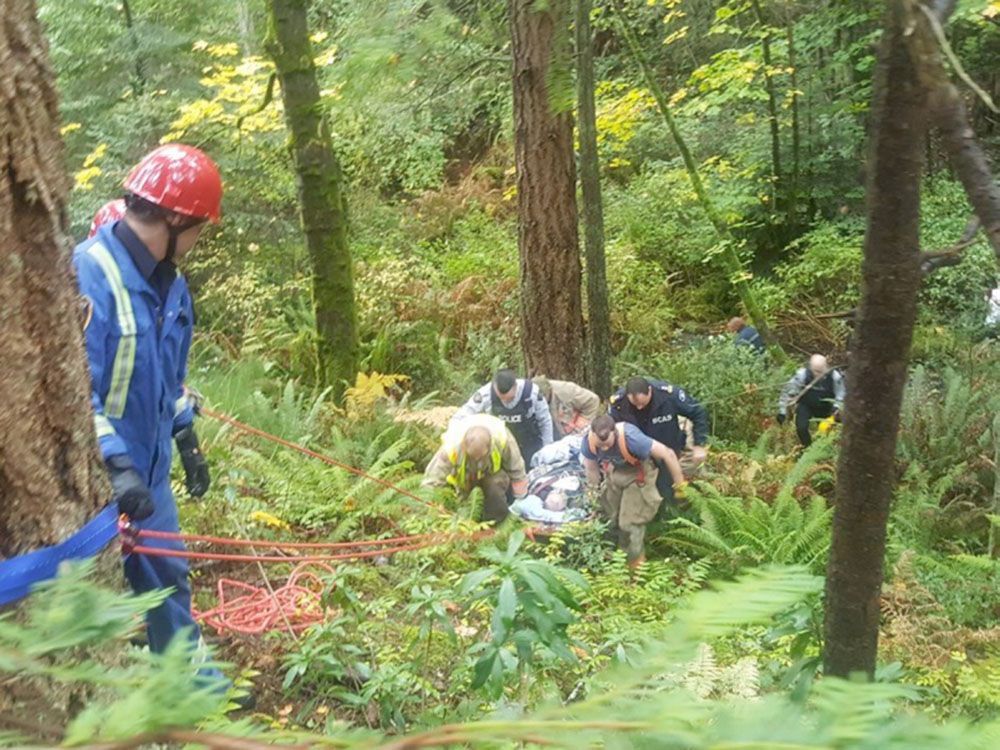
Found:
987,287 -> 1000,327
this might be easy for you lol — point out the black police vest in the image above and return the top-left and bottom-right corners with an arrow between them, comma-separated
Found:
800,369 -> 835,409
491,381 -> 541,448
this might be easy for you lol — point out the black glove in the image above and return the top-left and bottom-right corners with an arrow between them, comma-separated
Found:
107,455 -> 154,521
175,425 -> 210,498
776,413 -> 786,425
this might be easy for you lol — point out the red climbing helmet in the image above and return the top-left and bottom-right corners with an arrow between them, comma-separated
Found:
87,198 -> 126,238
123,143 -> 223,222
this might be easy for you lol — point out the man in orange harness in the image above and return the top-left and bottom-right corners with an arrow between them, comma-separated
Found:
581,415 -> 687,566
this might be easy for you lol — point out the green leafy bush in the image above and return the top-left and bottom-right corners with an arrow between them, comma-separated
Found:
459,531 -> 588,698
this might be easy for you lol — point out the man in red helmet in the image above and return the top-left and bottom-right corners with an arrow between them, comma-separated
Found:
73,144 -> 232,694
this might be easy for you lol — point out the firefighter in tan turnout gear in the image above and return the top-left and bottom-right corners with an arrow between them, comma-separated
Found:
422,414 -> 529,523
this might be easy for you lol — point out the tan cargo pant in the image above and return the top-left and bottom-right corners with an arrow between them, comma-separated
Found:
600,460 -> 663,562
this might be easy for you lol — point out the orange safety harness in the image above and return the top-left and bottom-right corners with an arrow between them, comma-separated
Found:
588,423 -> 645,486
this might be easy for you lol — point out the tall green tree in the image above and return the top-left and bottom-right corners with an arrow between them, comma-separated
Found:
576,0 -> 611,398
267,0 -> 359,393
510,0 -> 584,381
0,0 -> 107,553
824,0 -> 1000,678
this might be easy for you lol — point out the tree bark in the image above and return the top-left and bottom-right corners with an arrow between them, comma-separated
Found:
120,0 -> 146,96
575,0 -> 611,399
823,0 -> 928,678
0,0 -> 107,555
750,0 -> 782,199
267,0 -> 359,394
510,0 -> 584,381
932,86 -> 1000,262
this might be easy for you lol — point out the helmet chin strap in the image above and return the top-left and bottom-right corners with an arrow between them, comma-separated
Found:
163,217 -> 204,263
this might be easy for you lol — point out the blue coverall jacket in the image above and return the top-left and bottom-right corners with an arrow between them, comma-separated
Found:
73,223 -> 209,659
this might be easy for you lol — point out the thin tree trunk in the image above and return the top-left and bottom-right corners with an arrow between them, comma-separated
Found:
120,0 -> 146,96
0,0 -> 107,555
786,17 -> 801,223
990,414 -> 1000,558
823,0 -> 929,679
750,0 -> 782,202
575,0 -> 611,398
510,0 -> 584,381
612,1 -> 787,365
237,0 -> 256,54
267,0 -> 359,394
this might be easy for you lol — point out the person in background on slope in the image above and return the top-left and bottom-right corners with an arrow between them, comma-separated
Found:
726,316 -> 766,356
777,354 -> 846,447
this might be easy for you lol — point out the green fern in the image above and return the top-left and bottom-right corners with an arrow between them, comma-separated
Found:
661,482 -> 832,574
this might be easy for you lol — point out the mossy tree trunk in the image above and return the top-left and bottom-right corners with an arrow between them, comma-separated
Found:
267,0 -> 358,394
576,0 -> 612,399
0,0 -> 108,555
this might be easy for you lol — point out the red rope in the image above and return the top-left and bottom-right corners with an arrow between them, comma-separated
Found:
119,407 -> 504,635
200,406 -> 448,514
124,535 -> 464,563
135,527 -> 444,549
194,563 -> 332,635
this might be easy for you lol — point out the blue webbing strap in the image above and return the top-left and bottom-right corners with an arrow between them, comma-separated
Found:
0,504 -> 120,606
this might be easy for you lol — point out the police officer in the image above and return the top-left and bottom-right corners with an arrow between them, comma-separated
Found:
74,144 -> 230,694
609,376 -> 709,500
453,368 -> 553,465
777,354 -> 845,447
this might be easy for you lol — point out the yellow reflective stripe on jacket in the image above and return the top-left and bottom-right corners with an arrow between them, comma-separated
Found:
448,446 -> 503,489
87,243 -> 136,419
442,414 -> 509,488
94,414 -> 116,439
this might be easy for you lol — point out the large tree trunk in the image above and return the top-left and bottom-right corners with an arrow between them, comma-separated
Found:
510,0 -> 584,381
823,0 -> 928,678
0,0 -> 107,555
575,0 -> 611,398
267,0 -> 359,394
